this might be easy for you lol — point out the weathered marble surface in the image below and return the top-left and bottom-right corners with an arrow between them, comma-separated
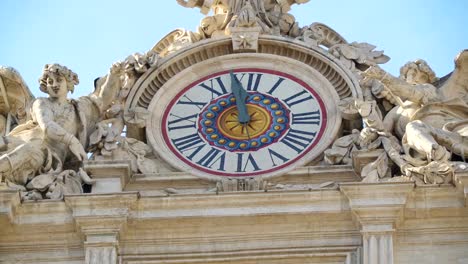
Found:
0,2 -> 467,263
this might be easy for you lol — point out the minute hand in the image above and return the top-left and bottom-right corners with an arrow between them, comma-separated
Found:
230,71 -> 250,124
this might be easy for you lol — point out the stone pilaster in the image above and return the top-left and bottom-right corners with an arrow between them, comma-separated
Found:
84,233 -> 119,264
0,190 -> 20,223
361,225 -> 394,264
455,170 -> 468,206
340,182 -> 414,264
65,192 -> 138,264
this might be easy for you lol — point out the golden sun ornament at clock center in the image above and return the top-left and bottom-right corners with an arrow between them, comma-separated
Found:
217,104 -> 271,140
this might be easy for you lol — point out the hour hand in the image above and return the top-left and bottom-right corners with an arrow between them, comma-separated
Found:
230,71 -> 250,124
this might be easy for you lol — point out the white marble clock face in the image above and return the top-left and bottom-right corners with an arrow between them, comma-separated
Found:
158,68 -> 328,178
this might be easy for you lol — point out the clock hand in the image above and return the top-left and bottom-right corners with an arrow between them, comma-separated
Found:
230,71 -> 250,124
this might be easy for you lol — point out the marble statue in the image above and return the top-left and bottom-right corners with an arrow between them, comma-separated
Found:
355,50 -> 468,184
0,50 -> 174,200
324,49 -> 468,184
362,51 -> 468,162
174,0 -> 308,42
0,63 -> 122,199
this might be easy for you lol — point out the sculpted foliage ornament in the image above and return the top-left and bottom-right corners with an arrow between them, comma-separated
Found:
329,42 -> 390,71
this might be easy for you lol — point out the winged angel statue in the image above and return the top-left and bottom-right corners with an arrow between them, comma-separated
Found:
0,64 -> 121,199
0,52 -> 167,200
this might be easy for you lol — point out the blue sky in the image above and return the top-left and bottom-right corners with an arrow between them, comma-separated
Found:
1,0 -> 467,98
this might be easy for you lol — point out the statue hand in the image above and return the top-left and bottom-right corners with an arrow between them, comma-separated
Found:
176,0 -> 199,8
69,137 -> 88,162
292,0 -> 310,4
400,163 -> 413,177
109,62 -> 123,76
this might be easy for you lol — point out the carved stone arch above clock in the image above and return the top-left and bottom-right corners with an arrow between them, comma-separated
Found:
125,36 -> 363,113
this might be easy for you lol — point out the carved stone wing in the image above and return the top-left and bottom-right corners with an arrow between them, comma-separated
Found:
0,66 -> 34,132
337,44 -> 360,60
307,22 -> 347,48
151,29 -> 202,57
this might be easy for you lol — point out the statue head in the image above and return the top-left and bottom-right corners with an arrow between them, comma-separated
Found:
39,64 -> 79,95
399,59 -> 437,85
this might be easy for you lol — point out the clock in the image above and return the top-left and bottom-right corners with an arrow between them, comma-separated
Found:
147,54 -> 341,180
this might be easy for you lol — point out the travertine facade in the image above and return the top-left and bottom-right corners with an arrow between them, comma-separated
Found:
1,1 -> 467,263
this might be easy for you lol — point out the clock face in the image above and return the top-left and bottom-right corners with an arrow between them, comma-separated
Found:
147,55 -> 341,180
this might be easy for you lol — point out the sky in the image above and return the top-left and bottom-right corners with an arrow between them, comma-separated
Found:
1,0 -> 467,98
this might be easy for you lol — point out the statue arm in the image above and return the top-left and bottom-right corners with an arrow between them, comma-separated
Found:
176,0 -> 212,14
32,99 -> 87,161
176,0 -> 204,7
287,0 -> 310,5
95,63 -> 123,112
272,0 -> 309,13
364,65 -> 439,105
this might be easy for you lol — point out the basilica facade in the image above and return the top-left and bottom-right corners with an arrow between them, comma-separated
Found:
1,1 -> 467,263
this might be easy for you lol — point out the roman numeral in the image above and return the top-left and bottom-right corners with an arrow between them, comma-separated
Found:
167,113 -> 197,131
199,77 -> 228,99
283,90 -> 313,107
196,147 -> 226,171
171,133 -> 204,152
236,153 -> 261,172
177,95 -> 207,110
268,148 -> 289,166
232,72 -> 246,82
246,73 -> 263,91
281,128 -> 317,153
266,77 -> 285,95
292,110 -> 321,125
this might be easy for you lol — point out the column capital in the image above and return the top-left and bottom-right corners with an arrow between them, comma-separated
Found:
65,192 -> 138,264
340,182 -> 414,230
340,182 -> 414,264
65,192 -> 138,235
